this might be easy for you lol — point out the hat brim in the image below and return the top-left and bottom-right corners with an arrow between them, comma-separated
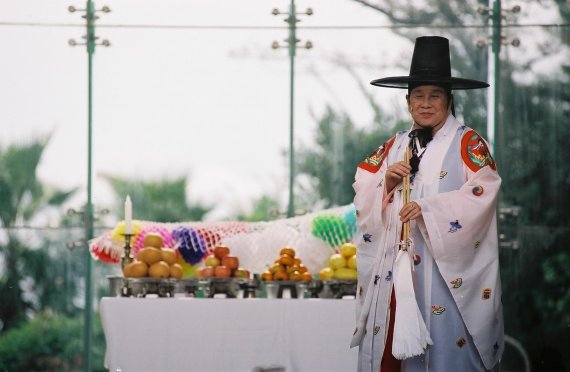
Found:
370,76 -> 489,90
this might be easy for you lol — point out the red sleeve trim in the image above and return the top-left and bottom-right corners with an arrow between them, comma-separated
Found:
358,135 -> 397,173
461,130 -> 497,172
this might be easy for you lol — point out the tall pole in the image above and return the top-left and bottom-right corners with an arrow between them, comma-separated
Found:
287,0 -> 296,218
271,2 -> 312,218
84,1 -> 95,370
491,0 -> 501,166
68,3 -> 110,370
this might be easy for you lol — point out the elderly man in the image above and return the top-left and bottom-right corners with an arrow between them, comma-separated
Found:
351,36 -> 504,372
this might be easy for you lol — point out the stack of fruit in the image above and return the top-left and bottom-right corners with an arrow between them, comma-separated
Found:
196,244 -> 250,279
123,233 -> 183,279
261,246 -> 313,282
318,242 -> 357,280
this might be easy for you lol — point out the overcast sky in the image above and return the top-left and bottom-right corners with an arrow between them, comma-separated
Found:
0,0 -> 561,222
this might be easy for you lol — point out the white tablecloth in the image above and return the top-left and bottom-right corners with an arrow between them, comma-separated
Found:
100,297 -> 358,372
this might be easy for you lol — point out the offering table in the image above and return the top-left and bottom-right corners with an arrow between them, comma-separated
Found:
100,297 -> 358,372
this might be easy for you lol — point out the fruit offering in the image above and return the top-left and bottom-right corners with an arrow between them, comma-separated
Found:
196,244 -> 250,279
261,246 -> 313,282
123,233 -> 183,279
319,242 -> 357,280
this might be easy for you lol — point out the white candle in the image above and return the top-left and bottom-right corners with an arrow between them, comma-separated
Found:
124,195 -> 132,234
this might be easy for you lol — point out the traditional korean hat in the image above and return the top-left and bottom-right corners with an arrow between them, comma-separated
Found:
371,36 -> 489,90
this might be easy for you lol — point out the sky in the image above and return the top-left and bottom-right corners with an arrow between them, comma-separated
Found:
0,0 -> 562,223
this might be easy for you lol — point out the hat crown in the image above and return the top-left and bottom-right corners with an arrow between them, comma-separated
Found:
409,36 -> 451,78
370,35 -> 489,90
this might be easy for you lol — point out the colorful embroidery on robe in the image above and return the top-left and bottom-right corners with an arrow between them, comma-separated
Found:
358,135 -> 396,173
461,130 -> 497,172
449,220 -> 462,233
472,185 -> 484,196
432,305 -> 446,315
451,278 -> 463,288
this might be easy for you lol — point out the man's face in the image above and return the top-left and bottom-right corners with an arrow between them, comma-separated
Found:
407,85 -> 451,128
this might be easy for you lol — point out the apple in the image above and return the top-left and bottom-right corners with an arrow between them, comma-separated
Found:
197,266 -> 214,278
214,265 -> 231,278
214,245 -> 231,260
222,255 -> 239,270
233,267 -> 250,279
204,254 -> 220,268
328,253 -> 347,270
340,243 -> 357,258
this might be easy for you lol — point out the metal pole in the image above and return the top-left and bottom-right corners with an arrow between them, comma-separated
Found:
287,0 -> 296,218
83,0 -> 95,370
491,0 -> 501,166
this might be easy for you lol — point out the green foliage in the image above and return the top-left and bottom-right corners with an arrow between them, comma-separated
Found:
0,312 -> 106,372
105,175 -> 211,222
236,195 -> 281,222
0,138 -> 78,332
296,105 -> 407,208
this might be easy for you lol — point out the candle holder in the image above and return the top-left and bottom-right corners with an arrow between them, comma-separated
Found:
121,233 -> 134,270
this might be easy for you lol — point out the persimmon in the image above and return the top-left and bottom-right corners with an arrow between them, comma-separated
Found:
273,271 -> 289,281
278,254 -> 295,267
261,271 -> 273,281
280,247 -> 296,258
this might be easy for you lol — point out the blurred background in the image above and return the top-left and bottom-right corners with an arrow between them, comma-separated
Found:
0,0 -> 568,371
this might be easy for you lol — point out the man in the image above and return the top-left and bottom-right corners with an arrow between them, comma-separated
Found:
350,36 -> 504,371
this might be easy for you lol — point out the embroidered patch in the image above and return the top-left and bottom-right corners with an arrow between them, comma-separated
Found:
474,240 -> 481,249
482,288 -> 492,300
373,325 -> 381,335
456,336 -> 467,348
358,136 -> 396,173
450,278 -> 463,288
363,233 -> 372,242
461,130 -> 497,172
439,170 -> 448,179
472,185 -> 484,196
449,220 -> 462,233
413,254 -> 421,266
385,271 -> 392,281
431,305 -> 446,315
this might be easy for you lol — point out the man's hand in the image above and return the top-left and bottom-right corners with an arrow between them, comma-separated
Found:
399,201 -> 422,222
385,161 -> 412,194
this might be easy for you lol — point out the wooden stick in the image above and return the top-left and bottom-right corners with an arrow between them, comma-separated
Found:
402,146 -> 411,247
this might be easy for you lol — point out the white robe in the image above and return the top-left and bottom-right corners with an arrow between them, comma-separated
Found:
351,115 -> 504,371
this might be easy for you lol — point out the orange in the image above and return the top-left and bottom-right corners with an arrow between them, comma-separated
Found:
273,271 -> 289,281
287,265 -> 301,274
289,270 -> 303,281
298,264 -> 308,274
261,271 -> 273,281
301,272 -> 313,282
280,246 -> 296,257
269,263 -> 286,275
293,257 -> 302,266
278,254 -> 295,267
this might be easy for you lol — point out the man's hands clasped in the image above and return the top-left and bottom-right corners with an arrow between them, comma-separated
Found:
385,161 -> 422,222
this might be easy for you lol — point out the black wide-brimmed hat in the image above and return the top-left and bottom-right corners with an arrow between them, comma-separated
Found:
371,36 -> 489,90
